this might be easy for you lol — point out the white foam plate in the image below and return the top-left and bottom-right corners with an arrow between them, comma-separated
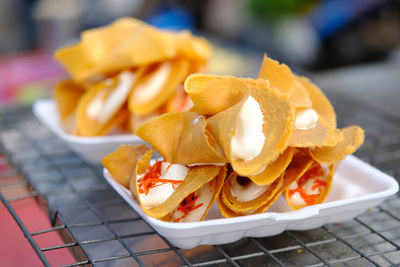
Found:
33,99 -> 143,164
103,155 -> 398,249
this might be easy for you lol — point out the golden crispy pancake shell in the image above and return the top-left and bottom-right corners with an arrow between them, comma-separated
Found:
310,125 -> 365,165
134,150 -> 223,219
102,144 -> 150,189
53,80 -> 85,121
285,163 -> 334,211
249,147 -> 295,185
207,79 -> 295,176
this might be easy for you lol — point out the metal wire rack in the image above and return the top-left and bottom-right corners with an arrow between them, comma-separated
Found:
0,88 -> 399,267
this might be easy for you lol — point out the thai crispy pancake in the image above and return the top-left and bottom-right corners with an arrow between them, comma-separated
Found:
168,165 -> 226,222
136,112 -> 226,165
76,72 -> 136,136
133,150 -> 224,219
207,78 -> 295,176
289,115 -> 343,148
250,150 -> 315,214
217,171 -> 283,217
298,76 -> 337,129
55,18 -> 177,82
309,125 -> 365,165
173,30 -> 212,62
257,55 -> 312,109
248,147 -> 295,185
165,85 -> 193,113
53,80 -> 85,121
102,144 -> 150,189
285,161 -> 334,211
184,74 -> 250,116
129,59 -> 190,115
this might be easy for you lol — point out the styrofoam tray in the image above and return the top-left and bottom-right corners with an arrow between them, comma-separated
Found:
103,155 -> 398,249
33,99 -> 143,164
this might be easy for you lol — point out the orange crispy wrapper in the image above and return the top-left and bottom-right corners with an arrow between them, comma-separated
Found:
102,144 -> 151,189
136,112 -> 226,165
128,59 -> 190,115
207,77 -> 295,176
285,161 -> 334,211
257,55 -> 312,109
133,150 -> 224,219
217,171 -> 283,217
310,125 -> 365,165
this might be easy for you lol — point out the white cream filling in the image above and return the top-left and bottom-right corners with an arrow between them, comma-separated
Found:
132,62 -> 171,103
295,108 -> 318,130
138,162 -> 188,209
230,176 -> 269,202
171,181 -> 215,222
87,71 -> 136,123
231,96 -> 265,161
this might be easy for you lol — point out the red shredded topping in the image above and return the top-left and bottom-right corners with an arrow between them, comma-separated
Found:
288,164 -> 327,205
138,160 -> 184,195
173,192 -> 204,222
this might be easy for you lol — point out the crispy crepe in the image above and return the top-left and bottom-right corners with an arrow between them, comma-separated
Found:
248,147 -> 295,185
76,71 -> 137,136
102,144 -> 150,189
128,59 -> 190,115
133,149 -> 225,219
206,78 -> 295,176
217,170 -> 283,217
310,125 -> 365,165
136,112 -> 227,165
257,54 -> 312,109
285,161 -> 334,211
53,80 -> 85,133
184,74 -> 250,115
289,115 -> 343,148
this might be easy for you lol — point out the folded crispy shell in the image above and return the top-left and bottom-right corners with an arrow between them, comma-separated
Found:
289,115 -> 343,148
310,125 -> 365,165
285,162 -> 334,210
136,112 -> 226,165
174,30 -> 212,62
248,147 -> 295,185
298,76 -> 336,129
184,74 -> 250,116
129,59 -> 190,115
218,171 -> 283,217
207,79 -> 295,176
134,150 -> 223,219
53,80 -> 85,121
102,144 -> 151,189
246,150 -> 315,214
257,55 -> 312,108
168,164 -> 227,222
76,75 -> 132,136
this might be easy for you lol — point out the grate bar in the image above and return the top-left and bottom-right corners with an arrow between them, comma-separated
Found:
41,242 -> 77,252
214,245 -> 240,267
323,225 -> 381,266
250,237 -> 285,266
0,181 -> 28,188
31,225 -> 66,236
6,191 -> 39,202
287,231 -> 333,266
58,260 -> 90,267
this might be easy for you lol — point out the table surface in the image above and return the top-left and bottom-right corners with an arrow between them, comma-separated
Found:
0,62 -> 400,266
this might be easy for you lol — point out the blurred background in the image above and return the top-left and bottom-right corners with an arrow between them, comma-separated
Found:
0,0 -> 399,105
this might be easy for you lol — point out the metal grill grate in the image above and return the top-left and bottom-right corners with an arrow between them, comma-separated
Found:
0,89 -> 399,267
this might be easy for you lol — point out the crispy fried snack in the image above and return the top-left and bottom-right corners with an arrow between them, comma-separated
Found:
54,17 -> 212,137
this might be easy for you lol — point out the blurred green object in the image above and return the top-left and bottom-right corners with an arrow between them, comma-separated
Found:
249,0 -> 318,21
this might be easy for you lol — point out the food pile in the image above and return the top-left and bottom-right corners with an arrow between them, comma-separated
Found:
103,55 -> 364,222
53,18 -> 211,136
